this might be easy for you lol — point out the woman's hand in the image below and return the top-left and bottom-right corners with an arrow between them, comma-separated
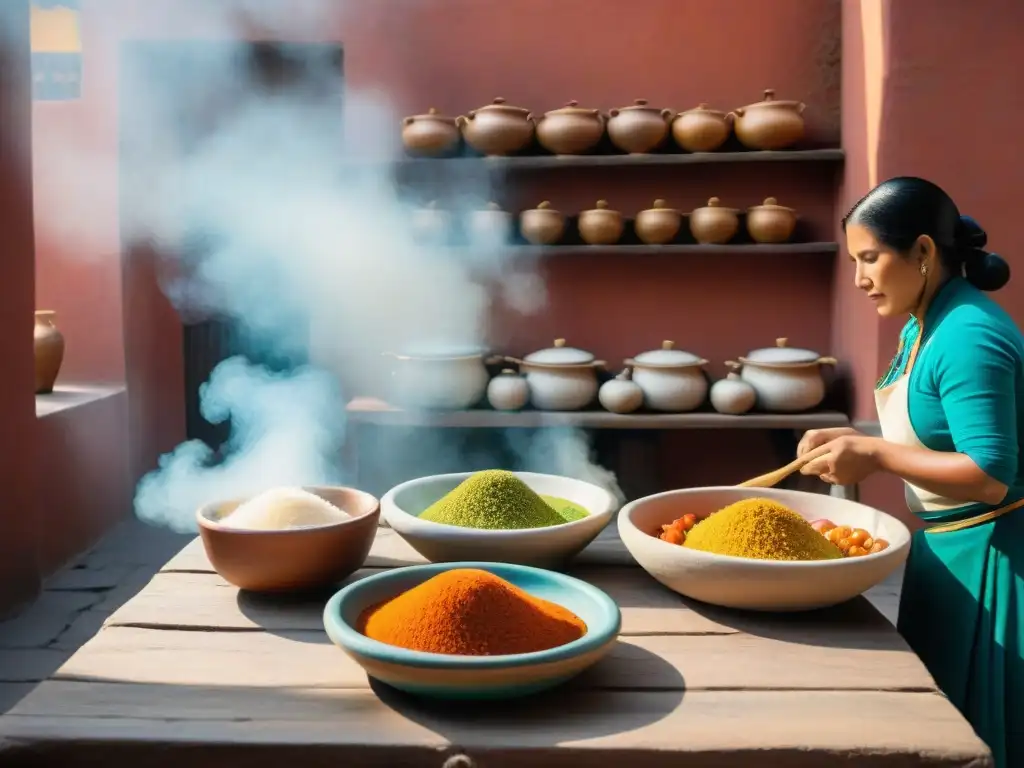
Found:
799,435 -> 882,486
796,427 -> 859,457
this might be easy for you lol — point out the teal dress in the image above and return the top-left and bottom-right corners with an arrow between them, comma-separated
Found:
877,277 -> 1024,767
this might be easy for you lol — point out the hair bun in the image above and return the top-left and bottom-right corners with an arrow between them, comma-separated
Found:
955,215 -> 988,249
963,249 -> 1011,292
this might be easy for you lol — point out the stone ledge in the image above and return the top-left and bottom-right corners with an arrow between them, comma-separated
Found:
35,384 -> 125,419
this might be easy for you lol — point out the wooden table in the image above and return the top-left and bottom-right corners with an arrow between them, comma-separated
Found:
0,525 -> 991,767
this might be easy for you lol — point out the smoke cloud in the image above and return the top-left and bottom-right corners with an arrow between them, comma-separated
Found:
23,0 -> 623,532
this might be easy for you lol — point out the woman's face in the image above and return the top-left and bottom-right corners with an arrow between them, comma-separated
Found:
845,223 -> 928,317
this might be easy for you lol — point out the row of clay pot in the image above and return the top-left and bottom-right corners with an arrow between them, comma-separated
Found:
402,90 -> 806,158
411,197 -> 798,246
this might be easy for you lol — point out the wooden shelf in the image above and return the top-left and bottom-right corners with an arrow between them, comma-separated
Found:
393,148 -> 844,171
346,400 -> 850,430
484,242 -> 838,257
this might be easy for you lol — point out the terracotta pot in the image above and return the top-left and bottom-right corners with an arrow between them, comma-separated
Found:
578,200 -> 623,245
746,197 -> 797,244
401,108 -> 461,157
519,201 -> 566,245
456,97 -> 535,156
606,99 -> 673,154
689,197 -> 740,245
34,310 -> 65,394
535,100 -> 605,155
731,89 -> 806,151
635,199 -> 681,245
410,201 -> 451,244
466,202 -> 513,246
670,103 -> 733,152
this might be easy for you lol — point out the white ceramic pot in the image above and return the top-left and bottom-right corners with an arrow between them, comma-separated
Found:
486,368 -> 529,411
507,339 -> 604,411
624,341 -> 708,412
386,345 -> 490,410
709,372 -> 757,415
598,369 -> 644,414
727,337 -> 837,413
410,201 -> 451,244
466,202 -> 513,246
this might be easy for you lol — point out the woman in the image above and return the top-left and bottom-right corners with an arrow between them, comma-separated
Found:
797,176 -> 1022,767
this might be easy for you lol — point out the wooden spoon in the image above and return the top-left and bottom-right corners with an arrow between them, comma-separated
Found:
738,443 -> 832,489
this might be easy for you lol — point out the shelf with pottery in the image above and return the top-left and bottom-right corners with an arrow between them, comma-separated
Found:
400,92 -> 842,168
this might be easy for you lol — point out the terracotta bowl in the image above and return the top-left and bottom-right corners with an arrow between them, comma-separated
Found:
618,486 -> 910,612
196,486 -> 380,592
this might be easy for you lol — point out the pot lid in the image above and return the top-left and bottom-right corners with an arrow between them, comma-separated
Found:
524,338 -> 595,365
394,342 -> 486,360
693,196 -> 738,213
740,88 -> 803,110
475,202 -> 508,213
407,107 -> 456,124
743,337 -> 820,365
749,196 -> 794,212
544,100 -> 600,117
678,102 -> 728,118
640,199 -> 680,214
615,98 -> 662,113
497,368 -> 524,377
632,340 -> 706,367
583,200 -> 619,214
526,200 -> 560,213
474,97 -> 530,116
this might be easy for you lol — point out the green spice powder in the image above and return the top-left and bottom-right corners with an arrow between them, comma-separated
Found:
419,470 -> 589,530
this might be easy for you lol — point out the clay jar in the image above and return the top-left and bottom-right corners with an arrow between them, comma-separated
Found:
457,97 -> 535,156
606,99 -> 673,154
598,370 -> 644,415
709,373 -> 756,415
731,89 -> 806,151
519,201 -> 566,245
635,199 -> 681,245
746,197 -> 797,244
466,202 -> 513,246
410,201 -> 451,244
34,310 -> 65,394
670,103 -> 733,152
689,197 -> 740,245
535,100 -> 605,155
487,369 -> 529,411
578,200 -> 623,245
401,108 -> 461,157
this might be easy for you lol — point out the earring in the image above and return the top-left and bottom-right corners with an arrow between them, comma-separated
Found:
920,263 -> 928,276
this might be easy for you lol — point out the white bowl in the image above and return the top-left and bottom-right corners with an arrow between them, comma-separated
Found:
381,471 -> 618,568
618,486 -> 911,612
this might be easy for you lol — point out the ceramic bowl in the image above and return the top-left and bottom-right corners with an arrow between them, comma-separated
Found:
380,471 -> 618,568
323,561 -> 621,699
618,486 -> 911,612
196,486 -> 380,592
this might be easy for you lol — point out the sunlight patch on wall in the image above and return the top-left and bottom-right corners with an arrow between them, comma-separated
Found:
31,1 -> 81,101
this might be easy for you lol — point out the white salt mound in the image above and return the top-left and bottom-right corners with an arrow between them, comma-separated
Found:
221,487 -> 351,531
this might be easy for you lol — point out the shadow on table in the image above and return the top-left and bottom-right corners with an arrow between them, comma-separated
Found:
370,641 -> 685,744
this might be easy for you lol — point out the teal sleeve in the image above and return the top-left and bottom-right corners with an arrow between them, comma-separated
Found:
934,320 -> 1020,486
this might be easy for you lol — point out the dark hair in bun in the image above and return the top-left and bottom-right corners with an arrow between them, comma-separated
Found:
842,177 -> 1010,292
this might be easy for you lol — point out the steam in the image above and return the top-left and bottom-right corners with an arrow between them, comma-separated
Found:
24,1 -> 623,532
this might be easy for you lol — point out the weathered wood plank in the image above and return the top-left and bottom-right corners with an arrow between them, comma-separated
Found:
104,568 -> 902,641
0,682 -> 990,768
57,626 -> 937,693
162,525 -> 635,572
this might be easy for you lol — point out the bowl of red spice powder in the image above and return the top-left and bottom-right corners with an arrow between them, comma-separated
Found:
323,561 -> 621,700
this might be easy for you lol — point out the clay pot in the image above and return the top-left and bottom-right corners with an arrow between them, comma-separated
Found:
728,338 -> 837,413
487,369 -> 529,411
606,99 -> 673,154
504,339 -> 606,411
535,100 -> 605,155
710,372 -> 756,415
34,310 -> 65,394
689,197 -> 740,245
578,200 -> 623,245
401,108 -> 461,157
746,197 -> 797,244
625,341 -> 709,413
731,89 -> 806,151
519,201 -> 566,245
467,202 -> 513,246
456,97 -> 535,156
598,369 -> 644,415
670,103 -> 733,152
635,199 -> 681,245
410,201 -> 452,244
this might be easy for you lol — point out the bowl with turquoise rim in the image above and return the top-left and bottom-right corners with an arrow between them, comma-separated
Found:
380,471 -> 618,568
323,561 -> 621,700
